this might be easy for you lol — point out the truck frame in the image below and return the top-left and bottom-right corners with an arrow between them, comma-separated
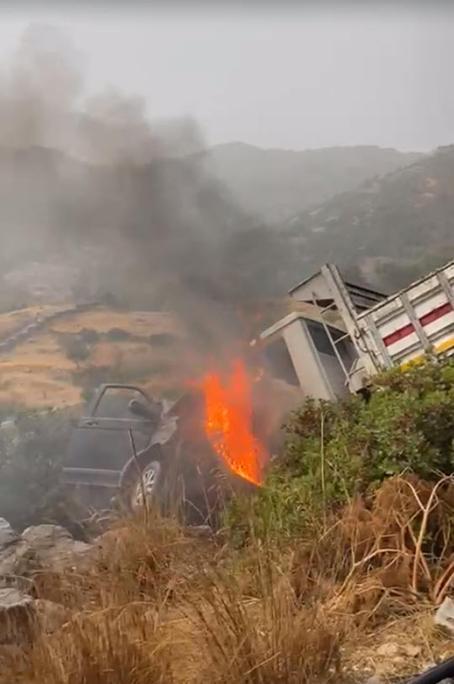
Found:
259,259 -> 454,401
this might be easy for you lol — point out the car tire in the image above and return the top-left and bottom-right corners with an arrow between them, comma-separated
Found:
125,460 -> 162,512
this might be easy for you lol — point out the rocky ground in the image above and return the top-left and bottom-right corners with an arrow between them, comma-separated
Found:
0,515 -> 453,683
0,518 -> 94,642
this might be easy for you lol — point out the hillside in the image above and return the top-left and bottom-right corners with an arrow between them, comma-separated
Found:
0,143 -> 451,331
281,144 -> 454,290
0,305 -> 188,410
200,142 -> 422,222
0,145 -> 293,314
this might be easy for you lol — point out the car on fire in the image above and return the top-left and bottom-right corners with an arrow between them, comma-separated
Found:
63,383 -> 256,524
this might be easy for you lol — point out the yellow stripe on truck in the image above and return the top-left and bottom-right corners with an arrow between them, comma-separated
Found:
400,336 -> 454,370
436,337 -> 454,354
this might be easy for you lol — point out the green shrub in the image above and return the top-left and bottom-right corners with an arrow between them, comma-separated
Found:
285,357 -> 454,496
0,410 -> 79,531
79,328 -> 100,345
226,356 -> 454,543
61,335 -> 90,365
106,328 -> 130,341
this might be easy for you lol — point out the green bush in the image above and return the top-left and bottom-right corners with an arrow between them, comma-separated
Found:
106,328 -> 130,341
61,335 -> 90,365
0,410 -> 79,531
226,356 -> 454,543
285,357 -> 454,497
79,328 -> 100,345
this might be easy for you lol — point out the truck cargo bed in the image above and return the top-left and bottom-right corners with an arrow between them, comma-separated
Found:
356,261 -> 454,369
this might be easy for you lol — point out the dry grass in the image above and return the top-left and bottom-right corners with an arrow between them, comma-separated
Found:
2,475 -> 454,683
0,305 -> 193,409
318,475 -> 454,619
25,515 -> 346,684
187,547 -> 343,683
32,607 -> 175,684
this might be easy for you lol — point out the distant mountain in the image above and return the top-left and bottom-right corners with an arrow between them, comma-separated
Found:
0,145 -> 302,324
0,143 -> 450,320
281,145 -> 454,290
200,142 -> 422,223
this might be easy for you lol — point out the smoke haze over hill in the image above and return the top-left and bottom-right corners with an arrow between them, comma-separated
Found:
0,22 -> 451,367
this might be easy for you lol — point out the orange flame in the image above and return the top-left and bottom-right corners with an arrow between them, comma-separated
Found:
202,359 -> 265,485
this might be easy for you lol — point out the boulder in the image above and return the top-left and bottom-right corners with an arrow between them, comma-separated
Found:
0,519 -> 18,549
0,519 -> 34,589
0,588 -> 70,644
435,597 -> 454,633
0,588 -> 34,644
0,521 -> 97,589
21,524 -> 94,572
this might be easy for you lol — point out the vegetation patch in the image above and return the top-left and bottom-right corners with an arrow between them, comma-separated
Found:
226,357 -> 454,543
1,357 -> 453,683
105,327 -> 131,341
0,410 -> 80,532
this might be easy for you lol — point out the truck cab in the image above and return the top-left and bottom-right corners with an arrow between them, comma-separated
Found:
258,260 -> 454,402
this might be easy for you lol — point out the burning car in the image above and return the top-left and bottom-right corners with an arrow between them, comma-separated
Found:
64,361 -> 265,524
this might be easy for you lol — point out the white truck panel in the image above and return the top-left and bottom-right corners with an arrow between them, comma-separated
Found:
412,291 -> 447,317
356,260 -> 454,369
386,332 -> 420,358
378,313 -> 413,338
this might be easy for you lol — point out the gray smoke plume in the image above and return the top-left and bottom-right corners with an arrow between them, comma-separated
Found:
0,25 -> 298,373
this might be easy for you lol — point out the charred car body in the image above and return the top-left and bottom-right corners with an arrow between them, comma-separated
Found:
63,383 -> 255,524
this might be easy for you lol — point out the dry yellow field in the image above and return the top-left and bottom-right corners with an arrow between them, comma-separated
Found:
0,306 -> 185,410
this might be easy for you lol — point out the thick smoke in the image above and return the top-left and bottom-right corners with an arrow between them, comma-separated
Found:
0,25 -> 297,376
0,25 -> 178,162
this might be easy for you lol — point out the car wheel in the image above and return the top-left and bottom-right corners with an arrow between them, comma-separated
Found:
128,460 -> 162,512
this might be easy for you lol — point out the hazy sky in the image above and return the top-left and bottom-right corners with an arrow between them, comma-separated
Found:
0,3 -> 452,152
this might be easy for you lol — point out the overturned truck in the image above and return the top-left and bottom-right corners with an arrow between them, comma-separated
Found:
259,259 -> 454,401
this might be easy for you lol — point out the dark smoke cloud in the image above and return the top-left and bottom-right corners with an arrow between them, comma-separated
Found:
0,25 -> 299,373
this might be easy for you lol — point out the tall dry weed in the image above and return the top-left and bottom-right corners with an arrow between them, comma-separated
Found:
10,475 -> 454,683
184,542 -> 343,683
31,605 -> 174,684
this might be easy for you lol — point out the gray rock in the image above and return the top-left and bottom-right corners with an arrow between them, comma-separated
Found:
0,519 -> 18,550
0,588 -> 32,610
0,522 -> 95,588
21,523 -> 73,548
0,589 -> 69,643
21,524 -> 94,571
435,597 -> 454,633
0,588 -> 34,644
0,520 -> 34,589
0,540 -> 34,587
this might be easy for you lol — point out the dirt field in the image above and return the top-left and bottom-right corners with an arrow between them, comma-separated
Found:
0,306 -> 185,410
